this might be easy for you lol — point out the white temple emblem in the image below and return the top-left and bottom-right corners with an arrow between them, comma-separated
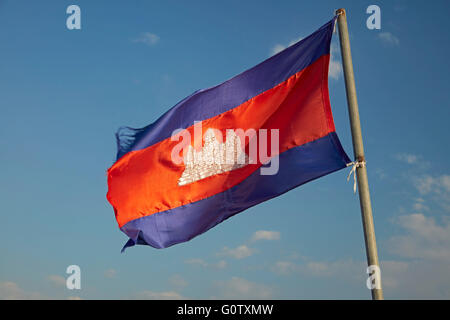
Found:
178,129 -> 249,186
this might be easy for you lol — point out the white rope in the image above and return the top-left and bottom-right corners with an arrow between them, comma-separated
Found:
346,160 -> 366,193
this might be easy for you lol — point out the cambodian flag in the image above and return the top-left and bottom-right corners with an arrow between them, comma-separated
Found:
107,17 -> 350,251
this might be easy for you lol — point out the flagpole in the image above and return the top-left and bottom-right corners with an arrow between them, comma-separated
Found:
335,8 -> 384,300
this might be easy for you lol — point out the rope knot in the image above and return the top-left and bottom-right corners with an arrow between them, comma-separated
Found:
346,160 -> 366,193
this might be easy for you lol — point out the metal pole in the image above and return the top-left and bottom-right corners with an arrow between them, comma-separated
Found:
335,8 -> 384,300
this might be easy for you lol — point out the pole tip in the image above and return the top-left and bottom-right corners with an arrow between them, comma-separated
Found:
335,8 -> 346,16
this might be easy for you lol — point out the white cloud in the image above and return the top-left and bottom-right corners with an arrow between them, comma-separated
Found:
132,32 -> 160,46
414,175 -> 435,195
271,44 -> 287,56
395,153 -> 419,164
375,168 -> 387,180
271,261 -> 298,275
270,36 -> 303,55
169,274 -> 188,289
388,213 -> 450,261
379,260 -> 409,289
378,32 -> 400,46
185,258 -> 207,267
219,245 -> 255,259
104,269 -> 117,278
0,282 -> 46,300
413,198 -> 429,212
304,261 -> 334,276
379,258 -> 450,298
134,290 -> 185,300
215,260 -> 227,269
300,260 -> 366,281
413,175 -> 450,210
271,258 -> 365,281
379,168 -> 450,297
440,176 -> 450,193
1,280 -> 83,300
47,275 -> 66,287
271,257 -> 450,298
185,258 -> 227,269
216,277 -> 274,299
329,43 -> 342,80
251,230 -> 280,242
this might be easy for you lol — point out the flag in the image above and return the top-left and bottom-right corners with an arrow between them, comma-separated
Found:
107,17 -> 350,251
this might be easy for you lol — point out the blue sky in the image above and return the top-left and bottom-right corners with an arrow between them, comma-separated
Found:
1,0 -> 450,299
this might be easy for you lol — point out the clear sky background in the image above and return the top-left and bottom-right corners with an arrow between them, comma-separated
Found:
1,0 -> 449,299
